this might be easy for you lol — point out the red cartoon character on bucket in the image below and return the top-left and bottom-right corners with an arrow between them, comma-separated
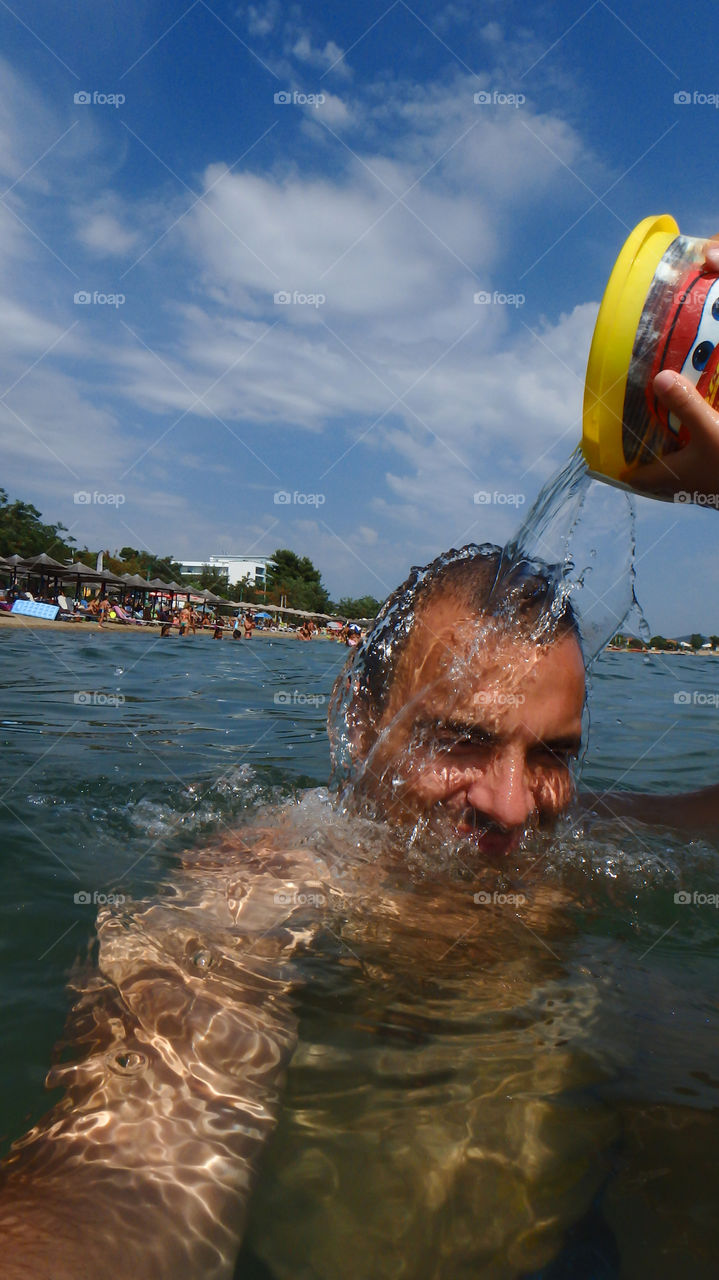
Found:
645,265 -> 719,439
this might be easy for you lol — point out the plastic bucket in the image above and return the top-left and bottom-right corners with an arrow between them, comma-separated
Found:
582,215 -> 719,484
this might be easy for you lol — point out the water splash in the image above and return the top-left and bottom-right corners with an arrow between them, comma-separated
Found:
501,445 -> 654,659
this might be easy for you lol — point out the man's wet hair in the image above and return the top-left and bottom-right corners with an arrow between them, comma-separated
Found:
352,542 -> 579,718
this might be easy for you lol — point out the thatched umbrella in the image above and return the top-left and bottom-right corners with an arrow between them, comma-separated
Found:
14,551 -> 71,599
16,552 -> 68,572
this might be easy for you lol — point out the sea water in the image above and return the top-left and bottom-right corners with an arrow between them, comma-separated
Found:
1,472 -> 719,1277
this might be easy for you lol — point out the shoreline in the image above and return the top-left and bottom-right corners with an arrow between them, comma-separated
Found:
1,614 -> 715,652
0,615 -> 329,639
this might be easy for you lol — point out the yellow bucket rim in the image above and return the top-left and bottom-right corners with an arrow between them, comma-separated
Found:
582,214 -> 679,479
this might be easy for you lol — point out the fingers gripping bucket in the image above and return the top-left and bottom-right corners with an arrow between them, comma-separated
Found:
582,215 -> 719,484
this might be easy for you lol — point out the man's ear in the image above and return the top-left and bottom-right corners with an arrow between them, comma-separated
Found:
345,690 -> 375,760
328,669 -> 376,773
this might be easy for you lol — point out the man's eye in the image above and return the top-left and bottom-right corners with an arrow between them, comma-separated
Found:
534,748 -> 575,767
424,730 -> 480,751
431,732 -> 468,748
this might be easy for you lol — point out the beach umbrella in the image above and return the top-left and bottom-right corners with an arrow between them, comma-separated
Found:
120,573 -> 150,590
63,560 -> 102,579
0,554 -> 26,587
14,551 -> 71,598
254,610 -> 272,619
60,560 -> 104,603
16,552 -> 68,572
326,620 -> 344,630
165,581 -> 192,606
96,567 -> 125,586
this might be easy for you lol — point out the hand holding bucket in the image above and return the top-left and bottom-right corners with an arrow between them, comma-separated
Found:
583,218 -> 719,504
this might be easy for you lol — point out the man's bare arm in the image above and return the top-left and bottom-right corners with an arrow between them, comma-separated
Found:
578,782 -> 719,833
0,838 -> 323,1280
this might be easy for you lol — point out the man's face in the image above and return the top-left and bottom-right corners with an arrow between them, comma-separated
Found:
362,596 -> 585,857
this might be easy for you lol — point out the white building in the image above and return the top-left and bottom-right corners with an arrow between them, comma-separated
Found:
178,555 -> 270,590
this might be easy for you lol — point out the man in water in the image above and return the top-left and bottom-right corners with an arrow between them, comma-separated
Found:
1,374 -> 719,1278
0,538 -> 604,1279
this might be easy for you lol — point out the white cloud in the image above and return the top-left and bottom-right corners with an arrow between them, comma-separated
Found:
243,1 -> 281,38
291,33 -> 349,77
480,21 -> 503,43
76,208 -> 140,256
311,92 -> 353,128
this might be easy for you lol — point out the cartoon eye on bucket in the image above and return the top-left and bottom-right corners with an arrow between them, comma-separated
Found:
679,277 -> 719,386
692,340 -> 715,372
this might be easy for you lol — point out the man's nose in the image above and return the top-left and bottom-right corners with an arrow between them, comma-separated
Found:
463,753 -> 535,829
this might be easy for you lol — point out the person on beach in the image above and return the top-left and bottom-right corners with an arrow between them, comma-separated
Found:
87,596 -> 108,629
243,612 -> 254,639
3,362 -> 719,1278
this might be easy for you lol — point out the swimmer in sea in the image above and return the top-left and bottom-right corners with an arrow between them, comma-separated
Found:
2,376 -> 719,1279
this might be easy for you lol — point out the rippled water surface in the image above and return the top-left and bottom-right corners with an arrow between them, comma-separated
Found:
1,629 -> 719,1278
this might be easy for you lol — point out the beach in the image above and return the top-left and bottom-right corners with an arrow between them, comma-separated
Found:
0,614 -> 326,638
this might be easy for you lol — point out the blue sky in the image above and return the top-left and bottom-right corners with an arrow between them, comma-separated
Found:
1,0 -> 719,631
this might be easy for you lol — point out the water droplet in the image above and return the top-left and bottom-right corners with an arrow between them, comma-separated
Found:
107,1049 -> 147,1075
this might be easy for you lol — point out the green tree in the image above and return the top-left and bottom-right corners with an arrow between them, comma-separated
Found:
266,549 -> 330,613
108,547 -> 184,582
690,633 -> 705,650
0,489 -> 77,560
332,595 -> 382,620
710,635 -> 719,650
196,564 -> 228,594
649,635 -> 670,651
230,573 -> 262,604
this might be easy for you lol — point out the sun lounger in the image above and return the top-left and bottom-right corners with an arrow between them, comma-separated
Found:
108,602 -> 148,625
57,594 -> 84,622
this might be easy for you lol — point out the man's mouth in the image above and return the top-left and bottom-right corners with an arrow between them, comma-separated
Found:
452,815 -> 520,857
